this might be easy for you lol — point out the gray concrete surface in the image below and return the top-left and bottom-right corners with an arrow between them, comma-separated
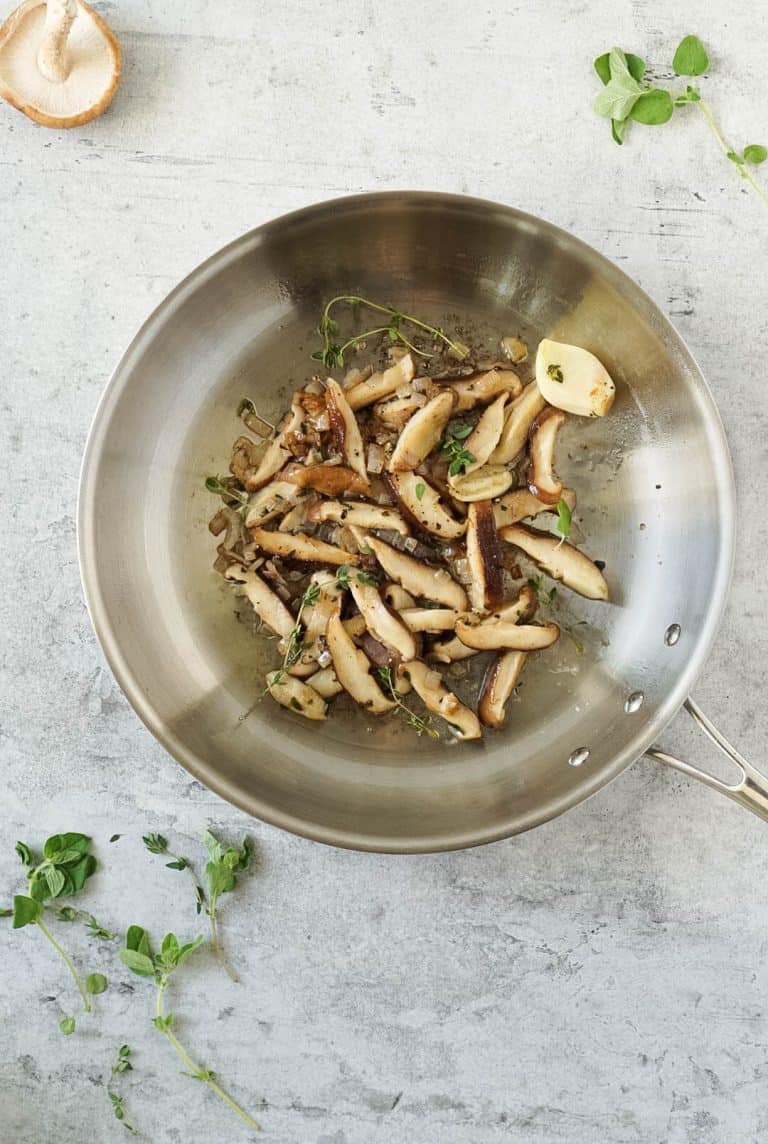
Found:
1,1 -> 768,1141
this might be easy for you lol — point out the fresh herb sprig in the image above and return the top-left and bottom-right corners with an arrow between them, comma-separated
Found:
555,498 -> 572,541
312,295 -> 470,370
334,564 -> 378,590
203,832 -> 252,983
107,1044 -> 139,1136
143,834 -> 205,915
440,424 -> 476,477
204,475 -> 250,518
8,834 -> 107,1030
119,926 -> 260,1133
268,581 -> 322,690
54,906 -> 116,941
376,668 -> 439,739
593,37 -> 768,208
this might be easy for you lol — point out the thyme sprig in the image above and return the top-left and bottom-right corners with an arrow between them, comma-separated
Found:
376,667 -> 439,739
312,295 -> 470,370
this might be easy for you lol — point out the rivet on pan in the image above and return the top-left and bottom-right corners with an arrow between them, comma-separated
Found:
664,623 -> 681,646
624,691 -> 644,714
568,747 -> 590,768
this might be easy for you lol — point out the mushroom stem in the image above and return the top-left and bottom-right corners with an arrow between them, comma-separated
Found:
38,0 -> 77,83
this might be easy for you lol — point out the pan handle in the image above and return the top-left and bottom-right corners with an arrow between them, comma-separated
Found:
645,697 -> 768,821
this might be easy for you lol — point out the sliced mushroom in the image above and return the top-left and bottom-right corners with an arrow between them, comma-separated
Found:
447,368 -> 522,412
496,584 -> 538,624
374,394 -> 426,429
397,661 -> 481,740
365,535 -> 468,610
383,583 -> 416,611
478,651 -> 527,728
493,486 -> 576,529
386,472 -> 466,540
449,464 -> 514,503
265,672 -> 327,721
224,564 -> 296,638
428,634 -> 479,664
388,390 -> 456,471
308,500 -> 410,537
349,580 -> 417,661
536,338 -> 616,418
527,406 -> 566,504
466,500 -> 504,613
501,336 -> 528,364
454,615 -> 560,651
245,397 -> 305,491
0,0 -> 121,128
326,613 -> 395,714
489,381 -> 547,465
304,665 -> 343,700
228,436 -> 265,485
400,608 -> 460,633
499,524 -> 609,600
281,462 -> 370,499
277,499 -> 313,533
343,615 -> 368,639
244,480 -> 300,527
346,353 -> 415,410
463,393 -> 508,473
248,528 -> 358,567
325,378 -> 370,488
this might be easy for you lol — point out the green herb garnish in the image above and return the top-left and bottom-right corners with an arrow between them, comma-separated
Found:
546,364 -> 564,384
593,38 -> 768,207
440,424 -> 476,477
556,498 -> 572,540
204,475 -> 250,518
267,581 -> 322,691
312,295 -> 470,369
414,482 -> 426,501
119,927 -> 260,1133
376,668 -> 439,739
203,831 -> 252,983
143,834 -> 206,915
107,1044 -> 139,1136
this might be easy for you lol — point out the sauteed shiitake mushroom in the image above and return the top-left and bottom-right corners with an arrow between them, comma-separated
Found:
206,302 -> 614,741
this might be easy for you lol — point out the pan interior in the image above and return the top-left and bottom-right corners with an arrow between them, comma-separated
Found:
78,194 -> 733,851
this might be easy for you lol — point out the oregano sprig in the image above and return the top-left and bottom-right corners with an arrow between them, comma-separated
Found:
203,832 -> 252,983
119,926 -> 260,1133
142,834 -> 205,915
312,295 -> 470,370
440,423 -> 476,477
107,1044 -> 139,1136
593,37 -> 768,208
8,834 -> 107,1031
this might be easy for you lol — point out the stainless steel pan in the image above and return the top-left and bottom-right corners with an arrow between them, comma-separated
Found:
77,192 -> 764,852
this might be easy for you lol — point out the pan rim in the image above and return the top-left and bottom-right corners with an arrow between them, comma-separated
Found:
76,190 -> 736,853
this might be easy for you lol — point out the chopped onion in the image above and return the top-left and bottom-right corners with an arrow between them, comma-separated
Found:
403,537 -> 419,553
366,442 -> 385,474
452,557 -> 471,583
501,335 -> 528,363
395,381 -> 413,399
315,411 -> 331,431
318,649 -> 333,668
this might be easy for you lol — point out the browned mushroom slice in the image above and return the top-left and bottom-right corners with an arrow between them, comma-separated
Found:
244,480 -> 301,527
224,564 -> 296,638
478,651 -> 527,728
496,584 -> 538,624
365,535 -> 468,610
397,661 -> 481,740
244,395 -> 307,491
326,613 -> 395,714
386,472 -> 466,540
500,524 -> 609,600
308,500 -> 410,537
447,368 -> 522,412
265,672 -> 327,721
248,529 -> 358,567
304,665 -> 343,700
229,436 -> 265,485
466,500 -> 504,612
350,580 -> 417,661
277,500 -> 314,533
383,583 -> 416,610
463,393 -> 508,473
281,462 -> 371,499
288,571 -> 343,677
325,378 -> 370,488
345,354 -> 415,410
455,615 -> 560,651
374,394 -> 425,429
428,634 -> 480,664
388,390 -> 456,471
400,608 -> 460,633
448,465 -> 514,503
489,381 -> 547,464
493,486 -> 576,529
527,406 -> 566,504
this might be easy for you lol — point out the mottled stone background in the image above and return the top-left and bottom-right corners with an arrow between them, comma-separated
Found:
1,1 -> 767,1141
